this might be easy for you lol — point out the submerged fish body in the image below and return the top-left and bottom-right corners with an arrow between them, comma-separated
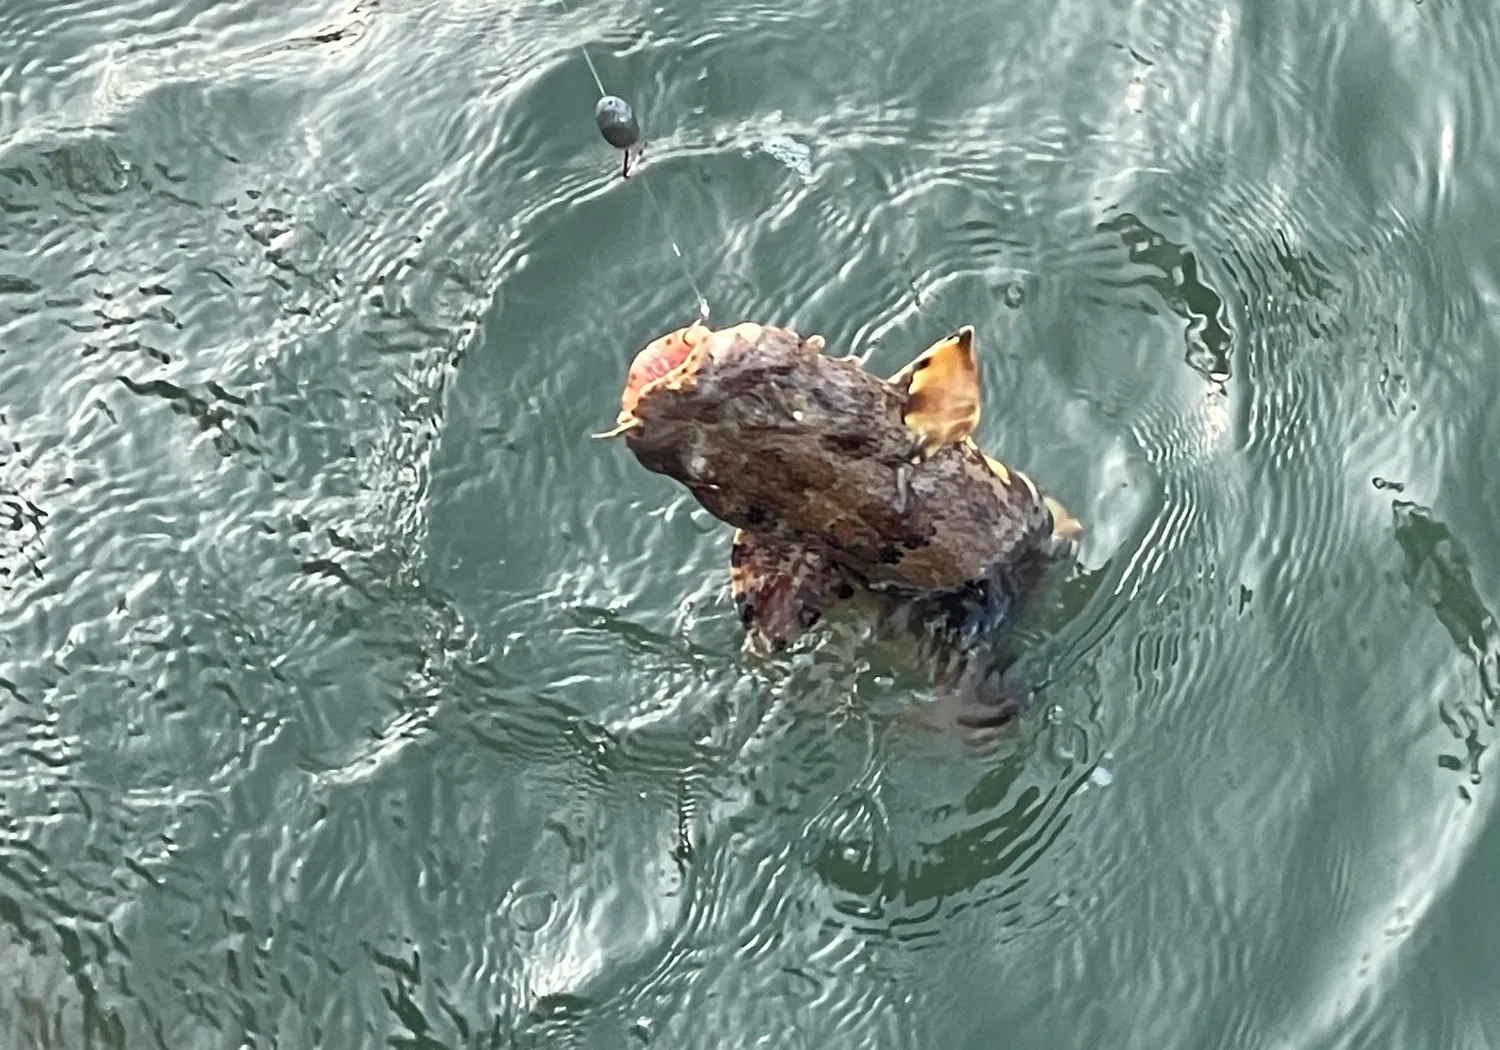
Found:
607,320 -> 1081,725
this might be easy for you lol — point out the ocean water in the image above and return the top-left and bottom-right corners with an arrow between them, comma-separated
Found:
2,0 -> 1499,1046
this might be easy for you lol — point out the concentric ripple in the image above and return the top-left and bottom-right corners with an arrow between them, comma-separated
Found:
4,0 -> 1500,1046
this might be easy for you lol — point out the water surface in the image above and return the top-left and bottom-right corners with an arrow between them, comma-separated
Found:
3,0 -> 1499,1046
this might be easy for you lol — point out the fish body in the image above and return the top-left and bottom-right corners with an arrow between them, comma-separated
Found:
607,321 -> 1080,725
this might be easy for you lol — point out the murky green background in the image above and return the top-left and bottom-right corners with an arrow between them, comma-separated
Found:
3,0 -> 1499,1046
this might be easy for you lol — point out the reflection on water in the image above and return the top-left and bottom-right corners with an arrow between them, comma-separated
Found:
3,0 -> 1500,1045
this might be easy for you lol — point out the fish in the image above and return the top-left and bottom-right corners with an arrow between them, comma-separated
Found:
602,320 -> 1081,726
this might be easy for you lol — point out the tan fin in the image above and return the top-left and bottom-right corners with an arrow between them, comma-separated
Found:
1012,466 -> 1041,503
977,441 -> 1082,553
728,528 -> 757,604
1043,495 -> 1083,555
890,325 -> 980,458
977,446 -> 1012,486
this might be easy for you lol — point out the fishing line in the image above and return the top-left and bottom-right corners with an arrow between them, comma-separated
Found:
556,0 -> 712,323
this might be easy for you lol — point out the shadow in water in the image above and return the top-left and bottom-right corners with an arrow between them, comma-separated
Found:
1392,499 -> 1499,799
809,746 -> 1093,953
1096,211 -> 1234,386
799,558 -> 1118,951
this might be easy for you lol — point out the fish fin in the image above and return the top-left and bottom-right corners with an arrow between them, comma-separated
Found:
976,443 -> 1082,556
1043,495 -> 1083,556
729,531 -> 843,655
1013,466 -> 1041,503
728,529 -> 757,603
979,449 -> 1012,485
891,325 -> 980,458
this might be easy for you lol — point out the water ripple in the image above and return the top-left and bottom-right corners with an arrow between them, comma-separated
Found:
2,0 -> 1500,1044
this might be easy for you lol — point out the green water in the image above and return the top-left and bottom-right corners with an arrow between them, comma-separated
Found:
3,0 -> 1499,1045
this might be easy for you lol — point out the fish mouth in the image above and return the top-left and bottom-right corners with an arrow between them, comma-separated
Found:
590,327 -> 691,437
592,322 -> 718,439
622,323 -> 710,413
596,322 -> 782,439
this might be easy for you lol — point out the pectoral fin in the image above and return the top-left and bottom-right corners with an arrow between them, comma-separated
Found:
1043,496 -> 1083,556
890,325 -> 980,459
729,530 -> 847,655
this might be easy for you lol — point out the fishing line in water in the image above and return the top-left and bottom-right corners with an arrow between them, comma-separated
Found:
558,1 -> 983,360
556,0 -> 712,324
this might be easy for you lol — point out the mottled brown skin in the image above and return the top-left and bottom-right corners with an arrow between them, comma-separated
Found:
616,324 -> 1061,584
728,530 -> 852,655
604,320 -> 1081,726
